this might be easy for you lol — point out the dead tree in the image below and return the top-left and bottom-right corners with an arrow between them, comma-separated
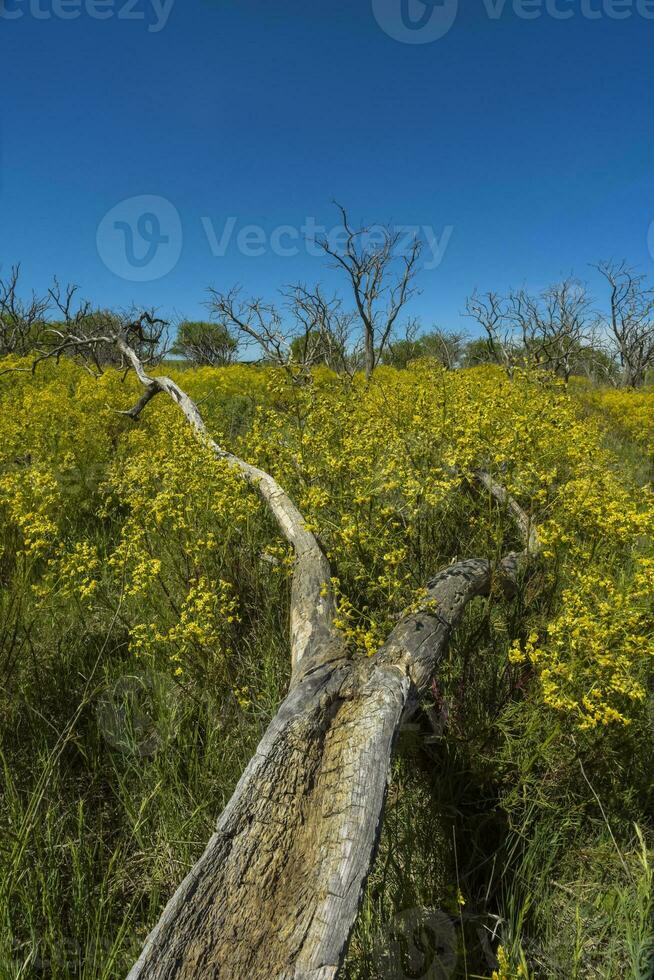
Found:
596,260 -> 654,387
207,206 -> 421,381
317,204 -> 422,380
0,281 -> 166,380
206,288 -> 289,369
0,265 -> 50,357
466,281 -> 595,384
283,284 -> 357,377
539,280 -> 595,383
508,280 -> 594,384
21,308 -> 540,978
464,290 -> 518,376
124,366 -> 538,980
207,284 -> 356,378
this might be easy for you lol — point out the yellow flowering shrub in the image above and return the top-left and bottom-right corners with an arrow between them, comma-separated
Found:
579,384 -> 654,456
0,356 -> 651,731
129,575 -> 240,677
33,541 -> 101,603
510,558 -> 653,727
0,361 -> 272,701
0,467 -> 61,559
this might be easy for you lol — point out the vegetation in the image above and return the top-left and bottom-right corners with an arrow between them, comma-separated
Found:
2,216 -> 654,388
1,215 -> 653,975
0,351 -> 652,978
170,321 -> 238,367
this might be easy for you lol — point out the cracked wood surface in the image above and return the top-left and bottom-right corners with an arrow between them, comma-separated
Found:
128,661 -> 408,979
127,547 -> 534,979
116,342 -> 539,979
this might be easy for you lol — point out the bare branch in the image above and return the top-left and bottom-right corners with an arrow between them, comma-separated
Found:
596,260 -> 654,387
114,335 -> 345,685
0,265 -> 50,357
317,204 -> 422,379
283,283 -> 356,376
128,472 -> 540,979
206,286 -> 296,374
466,280 -> 596,383
464,290 -> 515,374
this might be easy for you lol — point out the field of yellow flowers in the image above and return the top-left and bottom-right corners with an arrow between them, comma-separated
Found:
0,357 -> 652,978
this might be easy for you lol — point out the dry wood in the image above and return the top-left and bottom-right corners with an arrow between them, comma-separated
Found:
117,339 -> 342,688
117,345 -> 539,979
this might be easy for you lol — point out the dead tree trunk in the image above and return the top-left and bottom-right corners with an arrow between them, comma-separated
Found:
112,344 -> 538,980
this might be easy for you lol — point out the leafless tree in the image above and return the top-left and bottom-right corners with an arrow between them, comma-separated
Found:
596,260 -> 654,387
122,363 -> 537,980
505,289 -> 549,366
206,206 -> 422,381
0,265 -> 50,357
464,290 -> 519,376
52,291 -> 165,377
508,279 -> 594,383
95,341 -> 536,979
317,203 -> 422,379
0,279 -> 166,380
283,284 -> 357,376
206,287 -> 290,368
208,284 -> 357,378
466,280 -> 595,384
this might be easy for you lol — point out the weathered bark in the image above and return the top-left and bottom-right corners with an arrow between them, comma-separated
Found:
116,341 -> 342,687
128,660 -> 406,979
117,345 -> 539,979
128,554 -> 533,980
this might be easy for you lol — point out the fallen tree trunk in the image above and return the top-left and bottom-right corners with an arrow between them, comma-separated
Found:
34,325 -> 538,979
128,554 -> 530,980
128,660 -> 406,979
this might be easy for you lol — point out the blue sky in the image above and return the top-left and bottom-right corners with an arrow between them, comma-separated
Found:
2,0 -> 654,334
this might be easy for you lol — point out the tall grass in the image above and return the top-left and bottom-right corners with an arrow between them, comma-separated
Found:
0,364 -> 652,979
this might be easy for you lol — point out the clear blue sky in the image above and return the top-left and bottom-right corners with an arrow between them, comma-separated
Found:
2,0 -> 654,334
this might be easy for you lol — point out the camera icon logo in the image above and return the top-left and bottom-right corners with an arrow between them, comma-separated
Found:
96,194 -> 182,282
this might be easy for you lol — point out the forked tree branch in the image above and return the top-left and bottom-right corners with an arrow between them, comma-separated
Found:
18,321 -> 539,978
117,350 -> 540,979
0,256 -> 552,977
116,337 -> 345,686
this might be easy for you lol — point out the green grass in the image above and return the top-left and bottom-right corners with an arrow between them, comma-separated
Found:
0,370 -> 652,979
